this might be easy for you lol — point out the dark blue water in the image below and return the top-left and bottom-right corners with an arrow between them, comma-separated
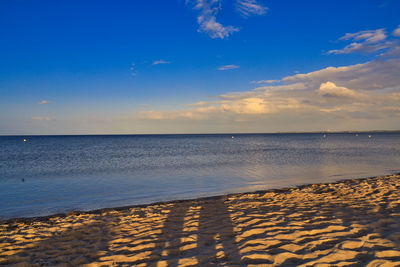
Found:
1,133 -> 399,219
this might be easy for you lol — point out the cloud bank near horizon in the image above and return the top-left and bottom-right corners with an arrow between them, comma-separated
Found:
137,27 -> 400,131
25,26 -> 400,134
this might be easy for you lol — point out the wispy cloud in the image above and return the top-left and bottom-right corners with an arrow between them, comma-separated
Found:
39,100 -> 49,104
236,0 -> 267,17
130,63 -> 137,76
32,116 -> 53,121
153,60 -> 171,65
186,0 -> 268,39
251,79 -> 279,84
188,0 -> 239,39
340,29 -> 387,44
196,0 -> 239,39
328,42 -> 391,54
218,64 -> 240,70
328,28 -> 391,54
393,25 -> 400,37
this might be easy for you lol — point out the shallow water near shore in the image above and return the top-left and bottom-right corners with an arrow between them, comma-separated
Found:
1,133 -> 400,219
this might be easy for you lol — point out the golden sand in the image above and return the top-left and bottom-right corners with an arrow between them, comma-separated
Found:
1,175 -> 400,266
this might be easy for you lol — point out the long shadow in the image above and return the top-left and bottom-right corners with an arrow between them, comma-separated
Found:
1,197 -> 242,266
145,200 -> 192,265
146,197 -> 242,266
0,214 -> 113,266
196,197 -> 242,264
2,176 -> 400,266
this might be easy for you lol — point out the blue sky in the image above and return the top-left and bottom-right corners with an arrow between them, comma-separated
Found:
1,0 -> 400,134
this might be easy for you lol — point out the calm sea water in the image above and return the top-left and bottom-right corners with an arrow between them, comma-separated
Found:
1,133 -> 399,219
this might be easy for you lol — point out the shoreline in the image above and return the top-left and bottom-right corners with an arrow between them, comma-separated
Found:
2,174 -> 395,224
2,174 -> 400,266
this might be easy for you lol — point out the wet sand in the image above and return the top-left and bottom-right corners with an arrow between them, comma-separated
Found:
1,174 -> 400,266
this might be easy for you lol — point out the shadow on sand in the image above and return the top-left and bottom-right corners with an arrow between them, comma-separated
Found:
145,197 -> 242,265
1,197 -> 242,266
2,177 -> 400,266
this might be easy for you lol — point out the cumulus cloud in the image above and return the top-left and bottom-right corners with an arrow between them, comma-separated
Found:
139,94 -> 305,121
393,25 -> 400,37
218,64 -> 240,70
282,58 -> 400,91
39,100 -> 49,104
236,0 -> 267,17
318,82 -> 358,98
328,28 -> 391,54
137,26 -> 400,130
138,55 -> 400,125
190,0 -> 239,39
153,60 -> 171,65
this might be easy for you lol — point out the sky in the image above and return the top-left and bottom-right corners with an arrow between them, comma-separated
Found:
1,0 -> 400,134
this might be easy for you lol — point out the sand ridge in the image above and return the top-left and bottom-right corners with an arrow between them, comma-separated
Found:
1,175 -> 400,266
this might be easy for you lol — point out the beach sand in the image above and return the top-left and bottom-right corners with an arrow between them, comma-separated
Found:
1,175 -> 400,266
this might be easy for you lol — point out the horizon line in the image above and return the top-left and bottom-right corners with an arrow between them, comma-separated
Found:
1,130 -> 400,137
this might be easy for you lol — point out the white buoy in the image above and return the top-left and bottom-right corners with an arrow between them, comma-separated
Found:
23,139 -> 27,142
232,136 -> 235,139
368,135 -> 372,138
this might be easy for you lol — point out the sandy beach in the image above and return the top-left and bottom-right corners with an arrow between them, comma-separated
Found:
1,174 -> 400,266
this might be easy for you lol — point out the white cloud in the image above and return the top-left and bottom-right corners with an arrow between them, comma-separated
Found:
340,29 -> 387,44
138,95 -> 304,121
328,28 -> 391,54
218,64 -> 240,70
191,0 -> 239,39
328,42 -> 391,54
137,56 -> 400,124
281,58 -> 400,91
318,82 -> 358,98
153,60 -> 171,65
197,14 -> 239,39
136,27 -> 400,131
186,0 -> 268,39
39,100 -> 49,104
393,25 -> 400,37
236,0 -> 267,17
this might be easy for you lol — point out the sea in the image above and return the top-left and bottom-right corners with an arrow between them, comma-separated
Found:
1,133 -> 400,220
